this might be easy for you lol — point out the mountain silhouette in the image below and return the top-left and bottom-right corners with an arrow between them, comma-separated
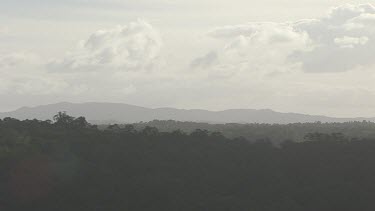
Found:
0,102 -> 373,124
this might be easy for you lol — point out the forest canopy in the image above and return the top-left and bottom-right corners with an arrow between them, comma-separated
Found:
1,113 -> 375,211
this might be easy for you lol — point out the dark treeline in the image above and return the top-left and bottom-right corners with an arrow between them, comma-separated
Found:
1,113 -> 375,210
129,120 -> 375,144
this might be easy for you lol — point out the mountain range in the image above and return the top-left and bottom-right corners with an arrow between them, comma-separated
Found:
0,102 -> 373,124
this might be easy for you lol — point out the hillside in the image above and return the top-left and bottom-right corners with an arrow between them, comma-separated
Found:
0,102 -> 373,124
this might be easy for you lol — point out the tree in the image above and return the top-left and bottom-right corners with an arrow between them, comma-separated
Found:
141,126 -> 159,136
53,111 -> 74,126
123,125 -> 137,134
72,116 -> 90,129
190,129 -> 209,138
107,124 -> 121,131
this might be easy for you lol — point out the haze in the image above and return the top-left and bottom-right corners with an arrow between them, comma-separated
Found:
1,0 -> 375,117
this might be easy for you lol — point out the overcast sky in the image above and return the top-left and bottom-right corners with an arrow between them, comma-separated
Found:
1,0 -> 375,117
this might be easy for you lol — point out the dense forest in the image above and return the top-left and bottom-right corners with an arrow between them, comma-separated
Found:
1,112 -> 375,210
127,120 -> 375,144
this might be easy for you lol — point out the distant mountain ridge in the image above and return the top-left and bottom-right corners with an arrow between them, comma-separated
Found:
0,102 -> 374,124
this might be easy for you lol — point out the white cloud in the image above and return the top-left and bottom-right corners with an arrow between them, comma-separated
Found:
195,22 -> 310,77
0,21 -> 167,102
292,4 -> 375,72
51,20 -> 163,72
325,3 -> 373,24
344,13 -> 375,29
334,36 -> 368,48
198,3 -> 375,73
209,22 -> 306,43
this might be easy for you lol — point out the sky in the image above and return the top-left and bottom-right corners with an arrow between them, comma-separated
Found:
1,0 -> 375,117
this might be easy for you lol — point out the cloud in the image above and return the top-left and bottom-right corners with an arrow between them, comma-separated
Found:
209,22 -> 306,43
0,21 -> 167,102
51,20 -> 163,72
195,22 -> 309,77
291,4 -> 375,72
199,3 -> 375,73
4,6 -> 375,117
0,52 -> 68,96
190,51 -> 218,68
0,52 -> 41,68
334,36 -> 368,48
